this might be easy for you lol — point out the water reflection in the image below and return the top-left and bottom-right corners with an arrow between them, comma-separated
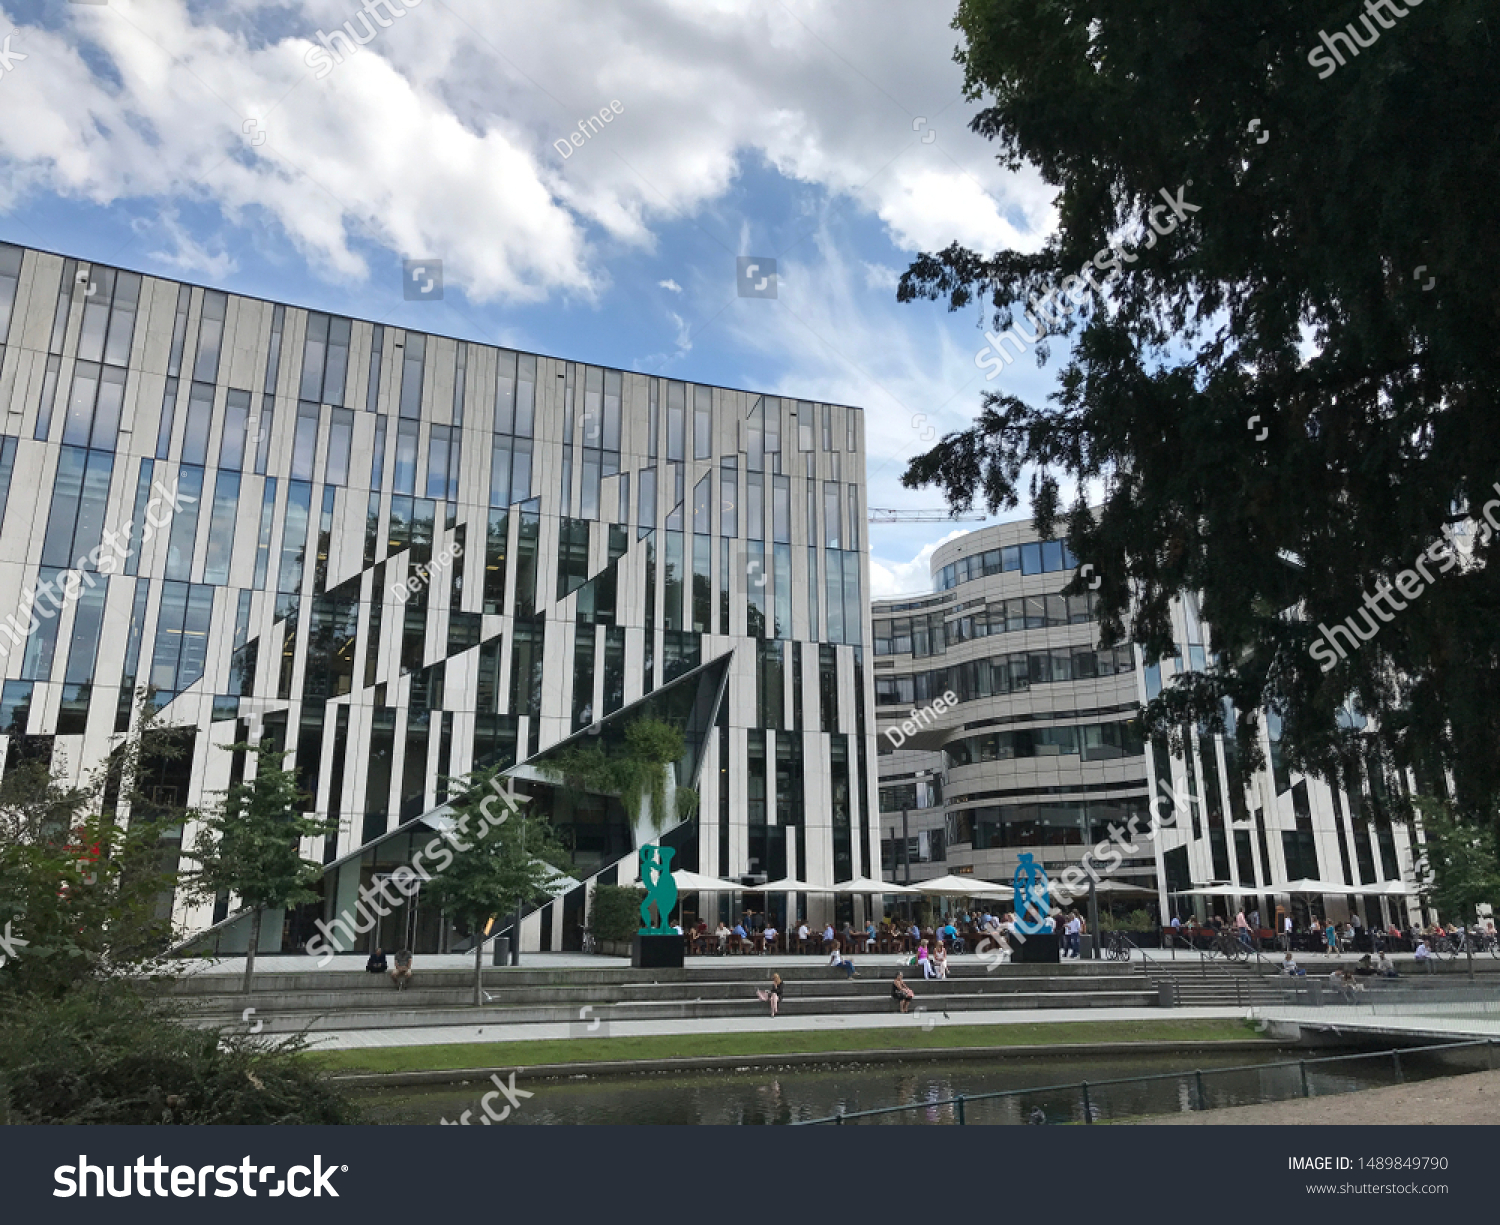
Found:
353,1047 -> 1487,1126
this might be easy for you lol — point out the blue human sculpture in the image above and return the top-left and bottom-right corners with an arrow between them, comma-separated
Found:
638,844 -> 678,934
1012,852 -> 1052,936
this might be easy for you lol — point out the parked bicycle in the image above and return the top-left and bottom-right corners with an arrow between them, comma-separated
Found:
1105,930 -> 1132,961
1208,930 -> 1250,962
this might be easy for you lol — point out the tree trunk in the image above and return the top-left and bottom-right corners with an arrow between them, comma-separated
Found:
474,937 -> 484,1008
243,906 -> 262,995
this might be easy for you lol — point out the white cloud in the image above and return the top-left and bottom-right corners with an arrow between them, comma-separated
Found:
658,278 -> 682,292
870,528 -> 969,598
0,0 -> 1054,305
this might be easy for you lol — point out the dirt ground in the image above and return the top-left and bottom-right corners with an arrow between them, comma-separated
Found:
1136,1068 -> 1500,1125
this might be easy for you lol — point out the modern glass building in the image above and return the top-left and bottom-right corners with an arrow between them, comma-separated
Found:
874,520 -> 1428,931
0,242 -> 878,955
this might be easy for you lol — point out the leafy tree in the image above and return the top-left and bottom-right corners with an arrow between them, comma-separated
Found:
0,704 -> 188,998
187,744 -> 331,994
538,717 -> 688,834
1413,797 -> 1500,924
422,765 -> 573,1005
897,2 -> 1500,850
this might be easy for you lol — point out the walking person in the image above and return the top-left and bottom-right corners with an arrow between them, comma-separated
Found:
756,972 -> 785,1016
1065,911 -> 1083,959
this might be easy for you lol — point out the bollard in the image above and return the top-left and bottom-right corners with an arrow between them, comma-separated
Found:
835,1109 -> 844,1126
1300,1061 -> 1310,1098
1392,1050 -> 1404,1084
956,1095 -> 966,1126
1488,1040 -> 1496,1072
1082,1082 -> 1093,1124
1195,1069 -> 1207,1112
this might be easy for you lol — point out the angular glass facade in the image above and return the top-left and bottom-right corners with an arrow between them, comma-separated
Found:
0,244 -> 878,953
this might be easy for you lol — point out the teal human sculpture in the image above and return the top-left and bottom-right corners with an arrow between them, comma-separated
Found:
1012,852 -> 1051,936
638,844 -> 678,934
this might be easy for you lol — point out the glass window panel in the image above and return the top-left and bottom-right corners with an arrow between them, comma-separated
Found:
300,312 -> 328,402
278,480 -> 313,593
398,332 -> 425,418
182,382 -> 214,465
798,401 -> 814,451
511,353 -> 536,437
772,475 -> 790,543
88,366 -> 126,450
292,402 -> 319,481
603,369 -> 622,451
823,481 -> 841,548
393,420 -> 418,495
323,317 -> 351,406
763,396 -> 780,454
164,465 -> 205,581
425,425 -> 450,499
638,467 -> 656,530
324,407 -> 352,485
62,361 -> 99,447
103,272 -> 140,367
76,268 -> 114,363
693,473 -> 712,534
666,382 -> 685,461
202,470 -> 240,585
192,291 -> 227,384
720,459 -> 737,537
847,485 -> 860,551
494,349 -> 516,434
747,472 -> 763,541
219,389 -> 249,469
581,452 -> 601,519
1042,539 -> 1065,572
511,438 -> 533,502
366,323 -> 384,412
1020,542 -> 1042,574
693,385 -> 711,459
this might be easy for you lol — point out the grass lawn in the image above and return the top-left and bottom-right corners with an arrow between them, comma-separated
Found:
313,1018 -> 1260,1076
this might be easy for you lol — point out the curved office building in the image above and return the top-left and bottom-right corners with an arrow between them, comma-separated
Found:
874,520 -> 1428,931
0,242 -> 879,956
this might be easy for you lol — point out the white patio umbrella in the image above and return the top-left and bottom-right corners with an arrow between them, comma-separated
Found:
669,869 -> 745,893
1172,885 -> 1247,897
755,877 -> 836,893
1280,879 -> 1345,894
1084,880 -> 1159,897
831,876 -> 920,895
914,874 -> 1013,897
1364,879 -> 1418,897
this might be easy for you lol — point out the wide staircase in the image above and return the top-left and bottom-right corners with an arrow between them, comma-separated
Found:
163,960 -> 1158,1036
1136,951 -> 1286,1007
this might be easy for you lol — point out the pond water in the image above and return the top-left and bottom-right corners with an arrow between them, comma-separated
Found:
351,1045 -> 1487,1125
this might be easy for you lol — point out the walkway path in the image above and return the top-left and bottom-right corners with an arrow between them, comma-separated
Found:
304,1004 -> 1249,1051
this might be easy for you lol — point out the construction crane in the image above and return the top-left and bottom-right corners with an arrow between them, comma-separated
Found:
867,507 -> 988,524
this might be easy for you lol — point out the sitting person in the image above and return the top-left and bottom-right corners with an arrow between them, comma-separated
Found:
1414,939 -> 1433,968
931,942 -> 949,980
1375,952 -> 1399,978
797,921 -> 810,952
389,947 -> 413,990
1354,954 -> 1377,977
365,946 -> 388,974
864,921 -> 878,952
827,942 -> 857,979
762,923 -> 778,953
822,923 -> 837,952
716,921 -> 730,953
917,938 -> 934,978
755,973 -> 784,1017
943,920 -> 962,953
907,922 -> 921,949
891,970 -> 915,1013
1282,952 -> 1305,976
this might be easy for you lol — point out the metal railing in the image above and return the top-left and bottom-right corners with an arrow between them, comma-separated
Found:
795,1037 -> 1499,1125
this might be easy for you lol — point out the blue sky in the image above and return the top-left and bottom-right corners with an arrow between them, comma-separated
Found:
0,0 -> 1073,594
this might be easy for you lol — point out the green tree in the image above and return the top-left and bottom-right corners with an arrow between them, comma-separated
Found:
0,702 -> 189,999
187,744 -> 332,994
897,2 -> 1500,848
422,766 -> 573,1005
538,717 -> 687,834
1413,797 -> 1500,924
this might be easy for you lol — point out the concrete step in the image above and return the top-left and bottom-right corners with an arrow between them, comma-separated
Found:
184,987 -> 1162,1033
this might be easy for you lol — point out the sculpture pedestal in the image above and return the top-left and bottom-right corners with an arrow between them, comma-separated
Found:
633,934 -> 685,969
1013,932 -> 1060,963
